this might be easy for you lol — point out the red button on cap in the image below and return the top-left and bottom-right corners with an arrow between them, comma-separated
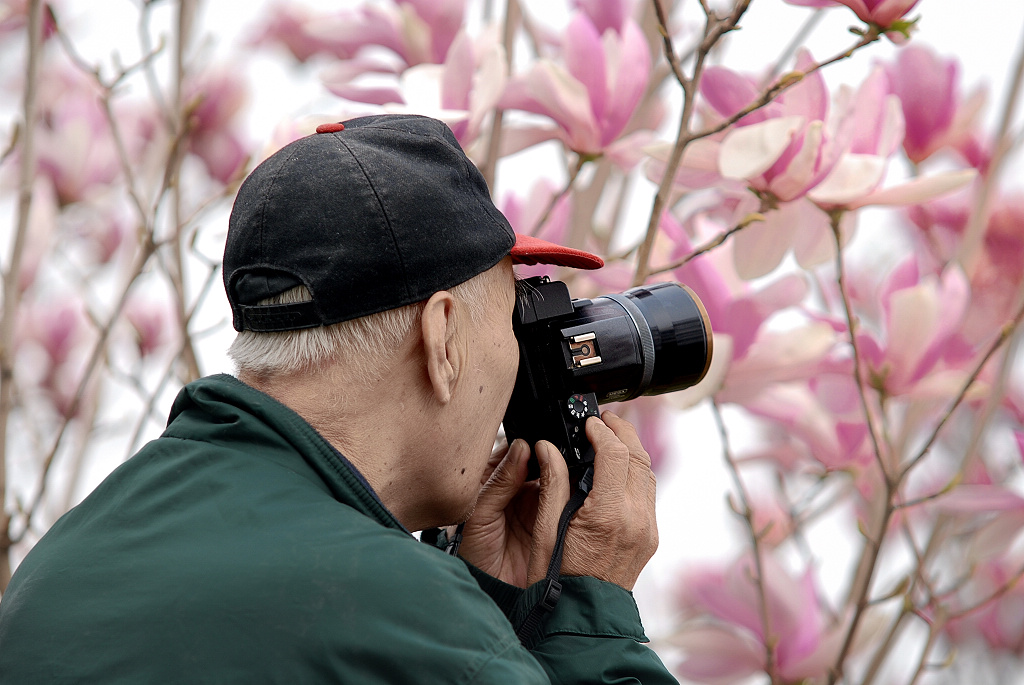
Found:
316,122 -> 346,133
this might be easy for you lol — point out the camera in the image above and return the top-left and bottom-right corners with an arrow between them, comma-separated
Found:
502,276 -> 713,478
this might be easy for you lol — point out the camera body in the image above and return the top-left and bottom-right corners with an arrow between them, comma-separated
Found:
502,276 -> 713,478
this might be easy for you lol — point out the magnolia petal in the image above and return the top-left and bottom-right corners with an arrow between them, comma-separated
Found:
701,66 -> 763,121
467,42 -> 507,138
768,121 -> 824,201
720,115 -> 806,181
600,19 -> 651,146
732,203 -> 799,280
807,153 -> 887,206
938,485 -> 1024,513
779,49 -> 828,123
672,625 -> 765,685
526,61 -> 600,151
497,124 -> 561,156
792,199 -> 838,269
564,12 -> 607,123
440,31 -> 474,110
847,168 -> 978,209
324,82 -> 405,106
887,283 -> 940,384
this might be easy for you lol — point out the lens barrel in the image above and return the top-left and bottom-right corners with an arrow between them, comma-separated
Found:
556,282 -> 712,403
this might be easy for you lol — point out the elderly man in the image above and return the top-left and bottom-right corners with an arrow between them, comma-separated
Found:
0,115 -> 676,683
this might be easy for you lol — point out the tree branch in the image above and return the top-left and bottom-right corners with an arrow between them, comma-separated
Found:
0,0 -> 44,593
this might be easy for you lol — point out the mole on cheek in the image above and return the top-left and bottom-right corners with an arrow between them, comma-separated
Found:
460,468 -> 466,475
478,385 -> 483,394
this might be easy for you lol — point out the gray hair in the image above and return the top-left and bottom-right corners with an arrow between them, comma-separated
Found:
228,269 -> 495,384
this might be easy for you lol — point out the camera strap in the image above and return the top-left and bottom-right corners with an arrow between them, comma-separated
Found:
515,465 -> 594,649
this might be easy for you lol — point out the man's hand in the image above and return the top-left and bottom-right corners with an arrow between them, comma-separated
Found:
460,411 -> 658,592
559,411 -> 659,591
458,438 -> 570,588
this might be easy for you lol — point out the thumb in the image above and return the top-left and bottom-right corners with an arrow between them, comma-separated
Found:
475,439 -> 529,520
527,441 -> 570,585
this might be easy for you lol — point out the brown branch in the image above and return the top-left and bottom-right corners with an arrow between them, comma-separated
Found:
529,154 -> 588,237
0,0 -> 44,593
899,297 -> 1024,478
167,0 -> 202,383
651,0 -> 687,87
830,211 -> 889,482
826,210 -> 897,685
956,18 -> 1024,268
481,0 -> 519,191
694,27 -> 881,145
712,400 -> 780,684
648,199 -> 771,276
11,239 -> 159,545
0,124 -> 19,166
634,0 -> 751,285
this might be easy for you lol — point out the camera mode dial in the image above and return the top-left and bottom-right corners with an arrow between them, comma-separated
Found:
567,393 -> 590,419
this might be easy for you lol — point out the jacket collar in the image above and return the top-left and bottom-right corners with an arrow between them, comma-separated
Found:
167,374 -> 409,533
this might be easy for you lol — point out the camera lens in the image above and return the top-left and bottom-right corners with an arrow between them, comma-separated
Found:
558,282 -> 713,403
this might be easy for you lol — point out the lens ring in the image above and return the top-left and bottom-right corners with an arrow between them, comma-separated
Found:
602,293 -> 655,397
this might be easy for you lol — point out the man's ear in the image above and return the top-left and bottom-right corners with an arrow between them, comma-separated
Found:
420,290 -> 459,405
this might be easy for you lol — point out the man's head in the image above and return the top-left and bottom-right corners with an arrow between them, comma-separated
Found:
221,114 -> 602,528
223,114 -> 602,383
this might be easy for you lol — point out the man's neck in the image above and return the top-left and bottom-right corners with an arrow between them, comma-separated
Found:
237,367 -> 442,530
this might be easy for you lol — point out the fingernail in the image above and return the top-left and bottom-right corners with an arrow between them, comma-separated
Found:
510,438 -> 528,462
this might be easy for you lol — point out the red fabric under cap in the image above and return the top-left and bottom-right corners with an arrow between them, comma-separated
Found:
510,234 -> 603,270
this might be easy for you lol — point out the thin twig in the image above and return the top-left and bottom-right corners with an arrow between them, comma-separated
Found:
0,124 -> 19,166
0,0 -> 44,592
481,0 -> 519,191
712,400 -> 779,684
829,211 -> 889,481
956,18 -> 1024,268
648,200 -> 770,276
651,0 -> 687,87
826,210 -> 897,685
764,9 -> 826,84
529,154 -> 588,237
634,0 -> 752,285
899,297 -> 1024,478
11,239 -> 158,544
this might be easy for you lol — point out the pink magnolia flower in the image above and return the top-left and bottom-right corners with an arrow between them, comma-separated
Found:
252,1 -> 464,107
0,0 -> 56,42
784,0 -> 920,30
377,30 -> 507,148
124,296 -> 172,359
673,554 -> 847,684
944,541 -> 1024,654
500,12 -> 652,158
852,257 -> 977,399
658,55 -> 974,278
572,0 -> 635,34
34,66 -> 121,205
500,180 -> 572,278
884,44 -> 990,168
909,190 -> 1024,346
184,68 -> 251,184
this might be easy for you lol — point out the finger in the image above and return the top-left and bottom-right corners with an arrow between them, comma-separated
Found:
527,440 -> 570,585
601,411 -> 651,469
585,415 -> 630,497
600,411 -> 659,519
475,439 -> 529,518
481,438 -> 510,486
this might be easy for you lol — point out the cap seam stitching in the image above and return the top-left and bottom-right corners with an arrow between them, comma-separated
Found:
331,133 -> 413,302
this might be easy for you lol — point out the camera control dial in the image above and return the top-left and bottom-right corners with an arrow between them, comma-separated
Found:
567,393 -> 590,419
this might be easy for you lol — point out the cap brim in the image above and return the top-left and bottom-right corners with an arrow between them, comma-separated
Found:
510,234 -> 604,270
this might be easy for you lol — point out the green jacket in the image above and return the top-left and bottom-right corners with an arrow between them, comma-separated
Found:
0,375 -> 677,684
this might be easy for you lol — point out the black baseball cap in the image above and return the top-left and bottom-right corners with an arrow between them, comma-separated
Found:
224,114 -> 603,332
